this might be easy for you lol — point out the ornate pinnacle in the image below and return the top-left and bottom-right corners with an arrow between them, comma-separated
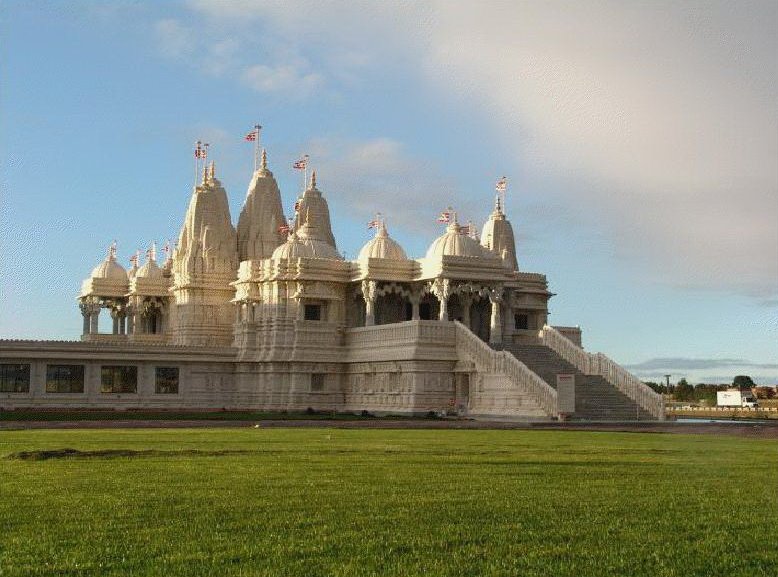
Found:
260,149 -> 268,170
310,170 -> 317,189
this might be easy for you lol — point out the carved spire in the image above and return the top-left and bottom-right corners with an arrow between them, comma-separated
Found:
260,148 -> 267,171
147,241 -> 157,262
310,170 -> 317,189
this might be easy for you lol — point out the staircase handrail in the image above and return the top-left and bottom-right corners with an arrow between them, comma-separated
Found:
454,321 -> 558,416
538,325 -> 665,420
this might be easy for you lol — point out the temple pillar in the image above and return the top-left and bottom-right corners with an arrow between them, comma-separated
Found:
460,294 -> 473,329
433,279 -> 451,322
410,298 -> 420,321
489,290 -> 503,346
362,280 -> 377,326
89,307 -> 99,334
79,302 -> 90,335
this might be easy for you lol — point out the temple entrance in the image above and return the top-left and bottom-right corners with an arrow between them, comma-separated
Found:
375,293 -> 410,325
418,294 -> 439,320
470,298 -> 490,342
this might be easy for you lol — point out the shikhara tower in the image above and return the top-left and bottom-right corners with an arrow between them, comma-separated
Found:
1,132 -> 664,421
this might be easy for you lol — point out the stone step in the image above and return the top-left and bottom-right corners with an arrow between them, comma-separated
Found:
500,343 -> 651,421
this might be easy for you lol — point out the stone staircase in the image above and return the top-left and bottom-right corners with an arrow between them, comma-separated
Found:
503,344 -> 654,421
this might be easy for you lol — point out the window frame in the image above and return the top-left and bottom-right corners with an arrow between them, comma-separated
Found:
45,364 -> 86,394
0,363 -> 31,393
100,365 -> 138,394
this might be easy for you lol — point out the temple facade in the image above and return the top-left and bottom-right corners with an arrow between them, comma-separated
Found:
0,147 -> 664,420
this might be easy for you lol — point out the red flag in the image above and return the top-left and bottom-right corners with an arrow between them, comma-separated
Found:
293,155 -> 309,170
367,220 -> 380,229
437,211 -> 451,224
496,176 -> 507,192
278,224 -> 290,234
245,132 -> 257,142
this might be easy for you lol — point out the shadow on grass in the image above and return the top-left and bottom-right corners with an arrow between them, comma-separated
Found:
6,448 -> 262,461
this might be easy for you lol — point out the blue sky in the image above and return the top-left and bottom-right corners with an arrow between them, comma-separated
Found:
1,1 -> 776,384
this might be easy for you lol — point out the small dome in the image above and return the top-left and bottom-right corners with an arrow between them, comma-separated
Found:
91,245 -> 127,280
426,222 -> 496,260
135,258 -> 164,279
271,233 -> 313,260
358,222 -> 407,261
296,221 -> 343,260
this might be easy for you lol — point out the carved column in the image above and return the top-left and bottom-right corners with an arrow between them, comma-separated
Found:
89,304 -> 99,334
433,279 -> 451,322
489,287 -> 504,346
127,304 -> 135,334
79,302 -> 90,335
409,290 -> 420,321
460,293 -> 473,329
362,280 -> 377,326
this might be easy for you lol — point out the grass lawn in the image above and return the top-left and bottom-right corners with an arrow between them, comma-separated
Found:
0,428 -> 776,576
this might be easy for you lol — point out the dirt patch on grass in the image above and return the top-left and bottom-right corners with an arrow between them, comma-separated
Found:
6,448 -> 258,461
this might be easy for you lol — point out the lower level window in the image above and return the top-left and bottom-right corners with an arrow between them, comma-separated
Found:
0,363 -> 30,393
311,373 -> 325,392
155,367 -> 179,394
101,365 -> 138,394
515,314 -> 530,330
304,304 -> 322,321
46,365 -> 85,393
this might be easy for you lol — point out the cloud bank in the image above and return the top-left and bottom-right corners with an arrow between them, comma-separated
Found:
167,0 -> 777,300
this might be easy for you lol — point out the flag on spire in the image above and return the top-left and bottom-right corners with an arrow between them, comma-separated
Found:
278,223 -> 290,235
129,251 -> 139,267
367,219 -> 380,229
496,176 -> 508,193
293,155 -> 309,170
245,125 -> 261,141
437,210 -> 451,224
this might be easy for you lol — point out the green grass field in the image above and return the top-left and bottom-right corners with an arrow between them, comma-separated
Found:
0,428 -> 776,577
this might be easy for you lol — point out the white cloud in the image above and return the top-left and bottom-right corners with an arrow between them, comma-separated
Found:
154,18 -> 193,59
173,1 -> 778,299
242,64 -> 323,95
304,137 -> 481,245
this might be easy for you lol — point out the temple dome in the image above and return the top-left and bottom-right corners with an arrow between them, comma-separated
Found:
135,258 -> 164,279
295,216 -> 343,260
426,222 -> 496,260
358,222 -> 407,262
271,233 -> 314,260
91,247 -> 127,280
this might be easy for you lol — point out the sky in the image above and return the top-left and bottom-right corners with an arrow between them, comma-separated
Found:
1,0 -> 776,384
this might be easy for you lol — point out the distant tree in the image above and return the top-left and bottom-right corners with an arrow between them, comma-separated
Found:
644,381 -> 667,394
754,386 -> 775,400
733,375 -> 756,390
673,378 -> 694,402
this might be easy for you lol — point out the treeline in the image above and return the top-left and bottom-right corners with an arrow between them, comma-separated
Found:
643,375 -> 776,403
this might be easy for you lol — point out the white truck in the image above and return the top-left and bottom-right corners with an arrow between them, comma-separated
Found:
717,390 -> 758,408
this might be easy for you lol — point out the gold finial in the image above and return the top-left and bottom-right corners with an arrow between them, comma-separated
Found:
201,163 -> 208,185
260,148 -> 267,170
209,161 -> 216,180
310,170 -> 317,189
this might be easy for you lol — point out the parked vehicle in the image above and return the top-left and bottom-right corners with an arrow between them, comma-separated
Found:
717,390 -> 759,408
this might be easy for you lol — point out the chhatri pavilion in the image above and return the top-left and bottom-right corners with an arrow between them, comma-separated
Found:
0,141 -> 663,420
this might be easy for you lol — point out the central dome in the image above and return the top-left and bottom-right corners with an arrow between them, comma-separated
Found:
426,222 -> 495,260
358,222 -> 407,262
